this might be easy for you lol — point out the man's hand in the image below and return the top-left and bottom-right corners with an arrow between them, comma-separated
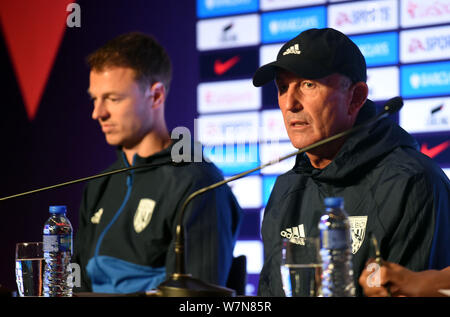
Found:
359,259 -> 448,297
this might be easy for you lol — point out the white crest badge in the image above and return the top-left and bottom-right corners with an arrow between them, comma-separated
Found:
349,216 -> 368,254
91,208 -> 103,224
133,198 -> 156,233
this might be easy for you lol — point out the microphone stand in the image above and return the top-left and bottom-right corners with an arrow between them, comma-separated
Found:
156,97 -> 403,297
0,161 -> 180,201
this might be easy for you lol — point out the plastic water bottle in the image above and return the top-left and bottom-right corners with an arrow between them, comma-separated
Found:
43,205 -> 73,297
318,197 -> 355,297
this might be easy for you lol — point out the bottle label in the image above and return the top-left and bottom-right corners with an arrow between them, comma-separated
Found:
43,234 -> 72,252
321,229 -> 348,250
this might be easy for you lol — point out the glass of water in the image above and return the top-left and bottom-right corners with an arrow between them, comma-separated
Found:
281,237 -> 322,297
15,242 -> 44,297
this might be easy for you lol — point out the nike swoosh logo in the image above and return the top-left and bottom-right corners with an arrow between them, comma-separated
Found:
214,55 -> 240,75
420,140 -> 450,158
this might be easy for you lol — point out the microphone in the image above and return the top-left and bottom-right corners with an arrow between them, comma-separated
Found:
156,96 -> 404,297
0,160 -> 183,201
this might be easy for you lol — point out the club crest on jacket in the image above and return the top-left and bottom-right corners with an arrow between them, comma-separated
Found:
133,198 -> 156,233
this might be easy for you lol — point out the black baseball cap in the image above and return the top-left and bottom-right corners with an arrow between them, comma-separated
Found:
253,28 -> 367,87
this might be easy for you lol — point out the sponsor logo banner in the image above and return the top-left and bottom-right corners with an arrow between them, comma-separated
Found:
367,66 -> 399,101
415,134 -> 450,165
401,61 -> 450,98
197,14 -> 260,51
400,0 -> 450,28
259,141 -> 297,175
196,111 -> 260,144
227,175 -> 262,208
400,97 -> 450,133
197,0 -> 258,18
199,47 -> 259,80
260,0 -> 326,11
233,240 -> 264,274
259,43 -> 283,66
350,32 -> 398,67
261,6 -> 326,43
197,79 -> 261,114
133,199 -> 156,234
400,26 -> 450,64
262,176 -> 277,206
328,0 -> 398,35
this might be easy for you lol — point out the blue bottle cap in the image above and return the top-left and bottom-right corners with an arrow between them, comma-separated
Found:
324,197 -> 344,208
49,205 -> 67,214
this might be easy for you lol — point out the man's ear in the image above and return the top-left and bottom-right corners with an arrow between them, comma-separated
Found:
348,81 -> 368,116
149,82 -> 166,109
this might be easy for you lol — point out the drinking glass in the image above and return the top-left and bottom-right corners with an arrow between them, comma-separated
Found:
15,242 -> 44,297
280,237 -> 322,297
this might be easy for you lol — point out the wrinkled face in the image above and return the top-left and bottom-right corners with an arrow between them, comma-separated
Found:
88,67 -> 153,148
275,71 -> 354,150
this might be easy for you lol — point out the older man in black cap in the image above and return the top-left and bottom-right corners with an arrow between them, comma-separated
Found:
254,28 -> 450,297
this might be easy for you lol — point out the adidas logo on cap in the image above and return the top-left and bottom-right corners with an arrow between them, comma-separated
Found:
282,44 -> 301,56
